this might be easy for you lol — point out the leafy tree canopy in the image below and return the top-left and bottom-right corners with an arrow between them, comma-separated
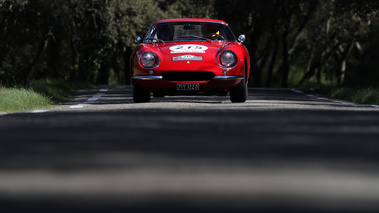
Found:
0,0 -> 378,88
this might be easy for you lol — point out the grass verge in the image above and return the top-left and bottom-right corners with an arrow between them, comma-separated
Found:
0,79 -> 92,113
299,83 -> 379,106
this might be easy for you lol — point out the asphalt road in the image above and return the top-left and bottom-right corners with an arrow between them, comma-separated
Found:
1,86 -> 379,213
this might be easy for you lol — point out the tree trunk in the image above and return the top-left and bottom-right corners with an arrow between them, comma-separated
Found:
96,56 -> 110,85
250,15 -> 264,87
112,51 -> 122,84
124,46 -> 133,85
71,21 -> 81,81
48,37 -> 61,79
281,25 -> 290,88
266,34 -> 279,87
338,41 -> 355,86
301,46 -> 316,84
20,33 -> 51,84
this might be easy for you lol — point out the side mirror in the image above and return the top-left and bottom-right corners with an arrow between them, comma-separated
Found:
136,36 -> 142,43
238,34 -> 246,43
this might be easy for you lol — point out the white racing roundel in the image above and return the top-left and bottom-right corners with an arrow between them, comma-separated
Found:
169,45 -> 208,54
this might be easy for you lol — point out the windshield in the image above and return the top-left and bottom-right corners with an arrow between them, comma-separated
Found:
144,22 -> 237,43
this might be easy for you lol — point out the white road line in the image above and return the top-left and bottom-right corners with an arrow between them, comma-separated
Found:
69,104 -> 84,109
87,98 -> 99,102
317,97 -> 330,100
31,110 -> 49,113
306,94 -> 317,98
341,102 -> 355,106
291,89 -> 304,94
69,89 -> 108,109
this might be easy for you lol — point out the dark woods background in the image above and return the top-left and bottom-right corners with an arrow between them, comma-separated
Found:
1,0 -> 378,88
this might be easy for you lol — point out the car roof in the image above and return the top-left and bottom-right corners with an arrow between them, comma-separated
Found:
154,18 -> 228,25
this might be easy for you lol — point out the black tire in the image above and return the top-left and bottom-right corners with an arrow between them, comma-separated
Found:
230,77 -> 247,103
133,81 -> 150,103
230,63 -> 248,103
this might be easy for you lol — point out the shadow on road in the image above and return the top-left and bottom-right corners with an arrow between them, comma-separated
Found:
1,87 -> 379,212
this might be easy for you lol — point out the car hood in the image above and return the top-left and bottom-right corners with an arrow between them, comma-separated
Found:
158,42 -> 226,55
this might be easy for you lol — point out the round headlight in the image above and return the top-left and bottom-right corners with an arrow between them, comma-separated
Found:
220,51 -> 237,67
140,52 -> 159,68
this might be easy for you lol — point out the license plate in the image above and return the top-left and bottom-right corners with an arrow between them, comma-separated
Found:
177,83 -> 199,91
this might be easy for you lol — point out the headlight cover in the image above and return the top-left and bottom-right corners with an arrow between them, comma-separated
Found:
140,51 -> 160,68
219,50 -> 237,68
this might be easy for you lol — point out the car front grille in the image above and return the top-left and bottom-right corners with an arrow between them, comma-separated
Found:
162,71 -> 215,81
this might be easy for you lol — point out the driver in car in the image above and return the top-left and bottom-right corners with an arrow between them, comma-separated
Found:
201,24 -> 221,39
157,25 -> 173,41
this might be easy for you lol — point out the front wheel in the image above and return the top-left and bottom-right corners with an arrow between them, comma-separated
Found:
133,81 -> 150,103
230,62 -> 248,103
230,77 -> 248,103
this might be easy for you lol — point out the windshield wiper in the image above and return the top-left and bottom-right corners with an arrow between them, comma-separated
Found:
145,38 -> 165,44
177,35 -> 212,43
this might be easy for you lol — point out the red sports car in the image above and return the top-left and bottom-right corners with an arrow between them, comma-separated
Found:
131,18 -> 250,103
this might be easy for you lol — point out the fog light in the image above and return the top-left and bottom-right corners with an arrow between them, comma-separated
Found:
222,70 -> 227,76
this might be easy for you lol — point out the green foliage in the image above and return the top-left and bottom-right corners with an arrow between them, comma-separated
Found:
300,82 -> 379,105
0,0 -> 216,86
0,79 -> 92,112
0,0 -> 378,90
0,87 -> 51,112
329,87 -> 379,105
30,79 -> 92,103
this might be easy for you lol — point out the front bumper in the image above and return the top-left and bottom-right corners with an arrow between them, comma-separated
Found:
132,75 -> 244,81
132,76 -> 163,80
132,75 -> 244,95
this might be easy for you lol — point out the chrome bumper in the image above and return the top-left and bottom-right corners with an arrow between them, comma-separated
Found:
132,76 -> 163,80
133,76 -> 243,81
213,76 -> 244,81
